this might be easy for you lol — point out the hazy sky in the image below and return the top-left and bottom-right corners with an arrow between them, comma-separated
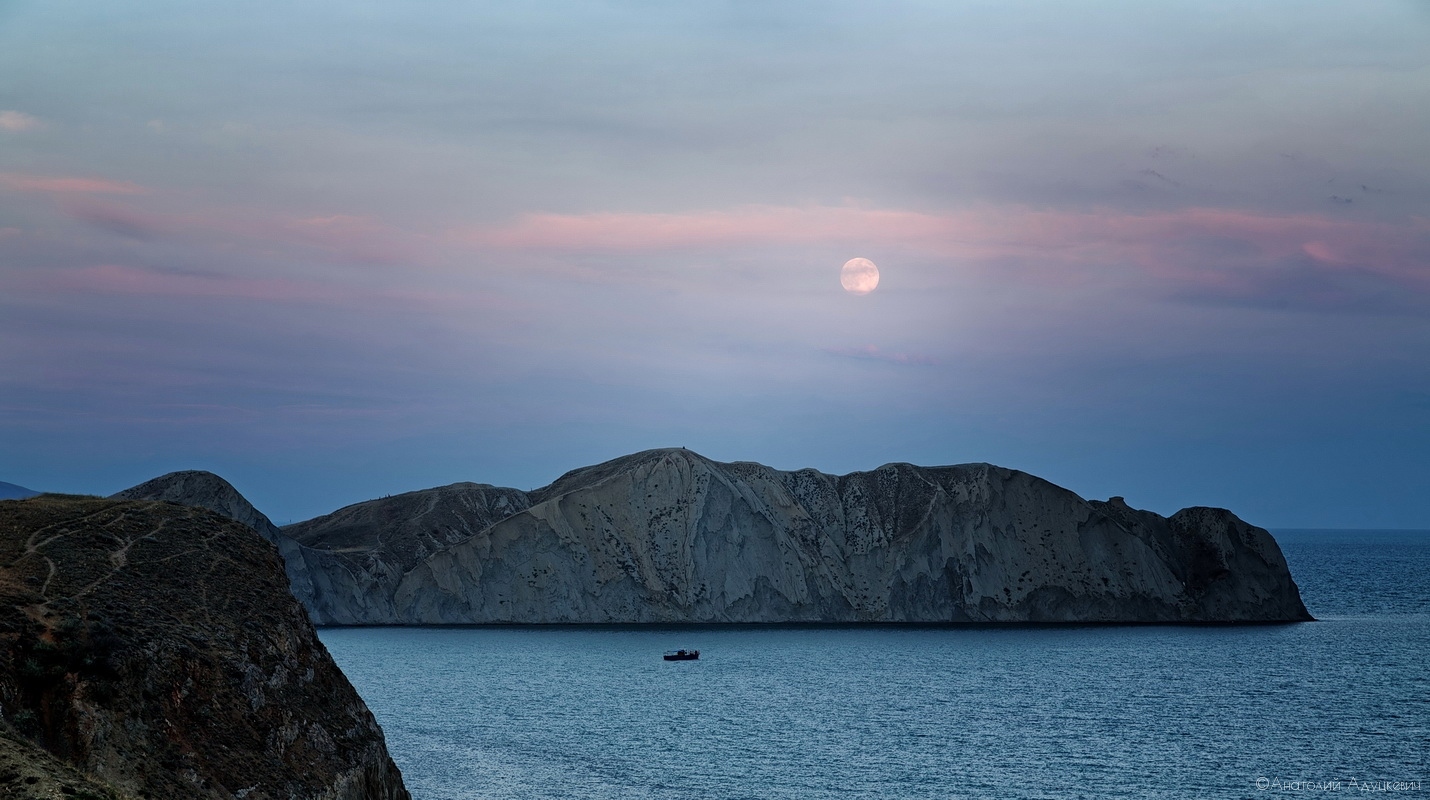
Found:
3,1 -> 1428,526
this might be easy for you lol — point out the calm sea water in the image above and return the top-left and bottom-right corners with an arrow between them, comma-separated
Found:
320,530 -> 1429,799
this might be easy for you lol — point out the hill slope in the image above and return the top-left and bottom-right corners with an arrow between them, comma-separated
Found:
0,482 -> 40,501
0,495 -> 410,799
112,471 -> 322,620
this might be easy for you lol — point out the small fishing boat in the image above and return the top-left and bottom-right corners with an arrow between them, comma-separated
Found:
663,649 -> 700,661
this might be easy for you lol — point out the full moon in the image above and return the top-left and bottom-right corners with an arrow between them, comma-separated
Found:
840,257 -> 880,295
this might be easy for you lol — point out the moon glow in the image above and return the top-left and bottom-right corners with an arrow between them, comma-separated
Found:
841,257 -> 880,295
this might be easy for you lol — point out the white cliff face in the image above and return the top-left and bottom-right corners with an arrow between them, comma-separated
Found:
118,451 -> 1312,625
384,449 -> 1310,624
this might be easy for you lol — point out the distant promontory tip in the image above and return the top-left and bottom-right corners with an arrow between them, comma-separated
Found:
0,481 -> 40,500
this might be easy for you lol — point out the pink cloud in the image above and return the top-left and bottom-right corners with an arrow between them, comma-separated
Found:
289,214 -> 376,229
458,206 -> 960,253
0,172 -> 149,195
0,111 -> 43,132
15,182 -> 1426,318
457,204 -> 1430,297
276,214 -> 409,263
462,204 -> 1424,260
1301,241 -> 1341,263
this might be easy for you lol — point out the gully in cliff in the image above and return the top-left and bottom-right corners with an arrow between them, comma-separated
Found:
663,649 -> 700,661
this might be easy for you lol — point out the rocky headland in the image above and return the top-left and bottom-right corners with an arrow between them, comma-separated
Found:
123,448 -> 1311,626
0,494 -> 410,800
113,471 -> 322,629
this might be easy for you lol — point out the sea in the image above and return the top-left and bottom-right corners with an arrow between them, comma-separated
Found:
319,530 -> 1429,799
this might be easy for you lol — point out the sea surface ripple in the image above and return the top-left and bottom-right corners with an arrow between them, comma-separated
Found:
320,530 -> 1429,799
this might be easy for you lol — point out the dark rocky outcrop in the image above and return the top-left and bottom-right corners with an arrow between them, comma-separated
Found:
0,495 -> 410,799
1,725 -> 125,800
113,472 -> 320,622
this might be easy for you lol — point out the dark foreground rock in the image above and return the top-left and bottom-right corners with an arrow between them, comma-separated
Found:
0,495 -> 409,800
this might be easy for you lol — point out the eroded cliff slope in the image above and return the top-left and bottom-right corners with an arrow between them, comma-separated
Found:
282,483 -> 529,624
269,448 -> 1308,624
0,495 -> 410,799
388,449 -> 1308,623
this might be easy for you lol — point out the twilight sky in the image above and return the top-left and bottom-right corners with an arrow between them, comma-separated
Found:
3,1 -> 1429,526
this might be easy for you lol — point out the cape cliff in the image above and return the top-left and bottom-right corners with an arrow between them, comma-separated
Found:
0,495 -> 410,800
126,448 -> 1311,625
